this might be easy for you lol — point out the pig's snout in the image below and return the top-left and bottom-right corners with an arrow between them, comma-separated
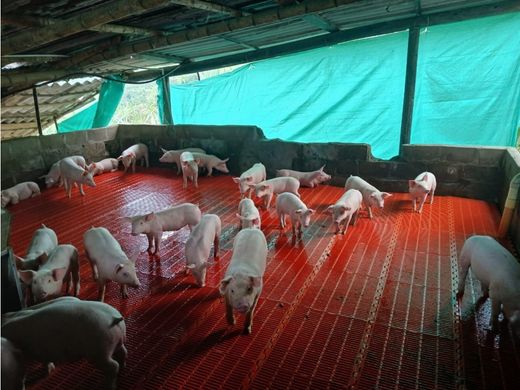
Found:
237,303 -> 250,314
131,232 -> 138,236
130,281 -> 141,288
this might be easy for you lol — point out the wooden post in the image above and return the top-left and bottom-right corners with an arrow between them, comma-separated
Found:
32,86 -> 43,136
399,26 -> 420,156
53,115 -> 59,133
160,76 -> 174,125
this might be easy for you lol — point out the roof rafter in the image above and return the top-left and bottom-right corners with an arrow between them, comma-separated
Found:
169,0 -> 242,16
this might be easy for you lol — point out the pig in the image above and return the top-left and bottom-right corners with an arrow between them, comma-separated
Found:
1,182 -> 40,208
236,198 -> 261,229
219,228 -> 267,334
15,224 -> 58,271
184,214 -> 222,287
2,297 -> 127,389
159,147 -> 206,174
233,163 -> 266,199
276,192 -> 315,239
457,235 -> 520,337
1,337 -> 25,390
276,165 -> 331,188
191,152 -> 229,176
249,177 -> 300,209
84,227 -> 141,302
41,156 -> 86,188
180,151 -> 200,189
17,244 -> 80,304
117,143 -> 149,173
125,203 -> 202,255
89,158 -> 119,176
59,157 -> 96,198
327,189 -> 363,235
409,171 -> 437,213
344,175 -> 391,219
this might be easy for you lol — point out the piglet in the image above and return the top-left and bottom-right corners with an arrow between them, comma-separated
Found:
117,143 -> 149,173
185,214 -> 221,287
219,228 -> 267,334
18,244 -> 80,304
84,227 -> 141,302
41,156 -> 86,188
233,163 -> 266,199
276,165 -> 331,188
159,147 -> 206,174
249,177 -> 300,209
2,297 -> 127,389
1,182 -> 40,208
327,189 -> 363,235
192,152 -> 229,176
59,157 -> 96,198
236,198 -> 261,229
276,192 -> 315,239
1,337 -> 25,390
90,158 -> 119,176
409,172 -> 437,213
126,203 -> 201,255
457,235 -> 520,337
15,224 -> 57,271
344,175 -> 391,219
180,151 -> 200,189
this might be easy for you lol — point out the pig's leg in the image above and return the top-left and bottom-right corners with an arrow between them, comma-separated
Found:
79,184 -> 85,196
412,198 -> 417,212
152,234 -> 161,255
266,193 -> 273,209
121,284 -> 128,299
225,296 -> 235,326
214,235 -> 220,259
98,356 -> 120,390
183,173 -> 188,189
98,280 -> 107,302
430,189 -> 435,204
146,234 -> 153,253
71,257 -> 81,297
86,252 -> 99,281
480,283 -> 489,299
244,294 -> 260,335
145,154 -> 150,168
343,215 -> 353,235
489,298 -> 501,331
113,343 -> 127,369
418,195 -> 427,213
194,172 -> 199,188
247,188 -> 253,199
352,210 -> 359,226
457,254 -> 471,297
279,213 -> 285,229
207,166 -> 213,176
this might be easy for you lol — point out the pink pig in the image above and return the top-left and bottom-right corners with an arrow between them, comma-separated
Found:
327,189 -> 363,235
233,163 -> 266,199
117,143 -> 149,173
276,165 -> 331,188
409,172 -> 437,213
344,175 -> 391,219
249,177 -> 300,209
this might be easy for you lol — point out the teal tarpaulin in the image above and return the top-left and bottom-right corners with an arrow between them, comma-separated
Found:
171,32 -> 408,159
411,13 -> 520,147
58,77 -> 125,132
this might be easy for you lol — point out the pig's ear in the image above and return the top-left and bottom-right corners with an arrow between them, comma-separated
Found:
15,255 -> 26,269
295,209 -> 303,214
382,192 -> 392,198
232,177 -> 240,183
115,264 -> 125,273
308,208 -> 315,214
129,253 -> 138,264
252,218 -> 260,226
249,276 -> 262,288
408,180 -> 416,188
219,276 -> 233,295
52,267 -> 67,281
236,213 -> 244,220
160,147 -> 167,153
82,169 -> 88,176
222,158 -> 229,163
245,176 -> 253,182
247,184 -> 256,190
18,270 -> 35,284
145,212 -> 155,222
420,174 -> 428,181
326,205 -> 334,214
117,156 -> 123,161
319,165 -> 326,171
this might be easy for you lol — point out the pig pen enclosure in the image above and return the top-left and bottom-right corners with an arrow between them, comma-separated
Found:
4,158 -> 520,389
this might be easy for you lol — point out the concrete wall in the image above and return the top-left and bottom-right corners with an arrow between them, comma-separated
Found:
500,148 -> 520,253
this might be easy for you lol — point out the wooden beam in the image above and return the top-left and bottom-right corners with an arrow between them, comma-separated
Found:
220,36 -> 258,50
32,87 -> 43,136
139,52 -> 186,63
302,14 -> 339,32
1,122 -> 40,130
88,24 -> 159,37
1,0 -> 178,55
169,0 -> 242,16
399,26 -> 420,157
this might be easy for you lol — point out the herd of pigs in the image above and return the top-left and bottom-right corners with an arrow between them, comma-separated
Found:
2,142 -> 520,389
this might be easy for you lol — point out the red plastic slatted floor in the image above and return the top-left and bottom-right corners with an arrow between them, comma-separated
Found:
7,167 -> 520,389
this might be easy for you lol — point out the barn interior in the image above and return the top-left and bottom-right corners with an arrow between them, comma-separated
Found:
2,1 -> 520,389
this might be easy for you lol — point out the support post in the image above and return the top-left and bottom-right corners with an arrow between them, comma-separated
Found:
160,76 -> 174,125
399,26 -> 420,156
32,86 -> 43,136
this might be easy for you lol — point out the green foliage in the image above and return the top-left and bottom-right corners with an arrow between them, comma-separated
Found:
110,83 -> 160,125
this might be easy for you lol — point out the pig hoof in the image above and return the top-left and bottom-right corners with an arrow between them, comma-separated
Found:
244,326 -> 252,335
47,362 -> 56,374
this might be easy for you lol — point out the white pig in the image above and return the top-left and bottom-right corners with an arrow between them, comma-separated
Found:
327,189 -> 363,235
409,171 -> 437,213
59,157 -> 96,198
15,224 -> 58,271
126,203 -> 202,255
233,163 -> 266,199
344,175 -> 391,219
184,214 -> 222,287
2,297 -> 127,389
159,147 -> 206,174
276,165 -> 331,188
1,182 -> 40,208
90,158 -> 119,176
180,151 -> 200,189
41,156 -> 86,188
191,152 -> 229,176
1,337 -> 25,390
236,198 -> 261,229
457,235 -> 520,337
84,227 -> 141,302
219,228 -> 267,334
249,177 -> 300,209
276,192 -> 315,239
18,244 -> 80,304
117,143 -> 149,173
